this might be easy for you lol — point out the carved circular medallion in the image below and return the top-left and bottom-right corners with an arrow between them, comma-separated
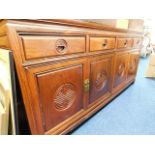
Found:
95,71 -> 108,90
55,39 -> 67,54
54,83 -> 76,111
118,63 -> 125,78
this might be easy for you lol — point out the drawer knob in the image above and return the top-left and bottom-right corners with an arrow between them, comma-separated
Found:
56,39 -> 67,53
102,43 -> 107,47
124,40 -> 128,46
102,39 -> 108,47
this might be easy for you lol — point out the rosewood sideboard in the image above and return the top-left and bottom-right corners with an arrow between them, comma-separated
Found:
0,19 -> 143,135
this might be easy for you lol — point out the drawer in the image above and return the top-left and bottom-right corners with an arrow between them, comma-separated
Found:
133,38 -> 142,47
90,37 -> 115,51
20,35 -> 86,60
116,38 -> 133,49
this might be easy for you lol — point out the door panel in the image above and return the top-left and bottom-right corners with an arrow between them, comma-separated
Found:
25,58 -> 87,132
127,51 -> 140,80
89,54 -> 113,105
113,52 -> 129,89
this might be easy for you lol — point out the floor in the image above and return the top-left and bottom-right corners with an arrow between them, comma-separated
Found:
71,57 -> 155,135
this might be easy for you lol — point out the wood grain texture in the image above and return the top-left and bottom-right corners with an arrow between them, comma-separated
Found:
36,64 -> 84,131
0,19 -> 143,134
31,19 -> 144,34
127,50 -> 140,81
112,51 -> 129,90
6,25 -> 40,134
89,54 -> 113,105
90,37 -> 115,51
0,35 -> 10,49
133,38 -> 142,48
0,20 -> 10,49
21,35 -> 86,60
25,58 -> 88,133
116,38 -> 133,49
0,20 -> 7,36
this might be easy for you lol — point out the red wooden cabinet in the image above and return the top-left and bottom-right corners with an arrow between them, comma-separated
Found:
89,54 -> 113,105
0,19 -> 143,134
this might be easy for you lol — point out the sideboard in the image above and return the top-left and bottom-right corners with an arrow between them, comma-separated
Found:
0,19 -> 143,134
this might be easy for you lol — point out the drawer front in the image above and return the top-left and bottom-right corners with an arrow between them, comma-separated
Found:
90,37 -> 115,51
116,38 -> 133,49
20,35 -> 86,60
133,38 -> 142,48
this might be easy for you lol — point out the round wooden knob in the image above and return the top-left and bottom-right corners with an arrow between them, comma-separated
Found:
124,40 -> 128,46
102,39 -> 108,47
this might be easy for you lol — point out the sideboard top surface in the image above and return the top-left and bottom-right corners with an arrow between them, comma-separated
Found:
0,19 -> 144,34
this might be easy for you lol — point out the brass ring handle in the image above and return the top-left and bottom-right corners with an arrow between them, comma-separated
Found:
55,39 -> 67,53
56,45 -> 66,51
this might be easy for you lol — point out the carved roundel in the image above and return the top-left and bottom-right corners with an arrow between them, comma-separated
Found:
118,63 -> 125,78
95,71 -> 108,90
53,83 -> 76,111
55,39 -> 68,54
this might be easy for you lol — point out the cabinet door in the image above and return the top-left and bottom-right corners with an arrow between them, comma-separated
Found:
113,52 -> 129,90
127,51 -> 140,81
89,54 -> 113,105
25,58 -> 87,133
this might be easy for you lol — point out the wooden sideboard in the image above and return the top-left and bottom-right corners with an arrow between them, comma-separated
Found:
0,19 -> 143,135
